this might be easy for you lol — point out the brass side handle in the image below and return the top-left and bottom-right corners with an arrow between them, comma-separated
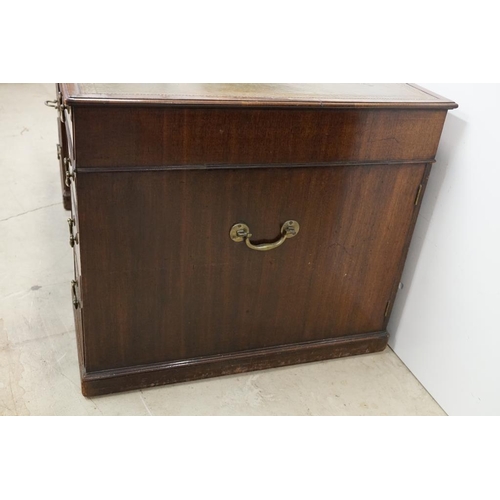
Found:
44,99 -> 58,109
44,91 -> 66,123
230,220 -> 300,251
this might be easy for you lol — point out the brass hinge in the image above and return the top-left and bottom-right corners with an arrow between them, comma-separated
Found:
384,300 -> 391,318
414,184 -> 423,206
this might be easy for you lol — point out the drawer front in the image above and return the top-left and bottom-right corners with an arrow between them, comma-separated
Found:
72,107 -> 447,168
77,164 -> 427,372
71,249 -> 85,371
69,175 -> 81,290
55,90 -> 71,210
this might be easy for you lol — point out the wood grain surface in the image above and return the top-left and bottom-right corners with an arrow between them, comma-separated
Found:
81,332 -> 389,397
77,164 -> 426,372
72,107 -> 448,168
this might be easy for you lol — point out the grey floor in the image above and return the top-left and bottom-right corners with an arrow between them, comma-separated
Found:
0,83 -> 446,416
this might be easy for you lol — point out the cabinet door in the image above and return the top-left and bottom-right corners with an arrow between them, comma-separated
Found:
77,164 -> 426,371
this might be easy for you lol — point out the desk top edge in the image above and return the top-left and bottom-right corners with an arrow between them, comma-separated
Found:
60,83 -> 458,109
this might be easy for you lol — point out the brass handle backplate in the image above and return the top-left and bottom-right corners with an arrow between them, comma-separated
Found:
230,220 -> 300,251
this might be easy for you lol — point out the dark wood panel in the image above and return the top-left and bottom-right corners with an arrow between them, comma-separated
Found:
77,164 -> 425,372
81,331 -> 389,397
73,107 -> 447,168
382,162 -> 433,326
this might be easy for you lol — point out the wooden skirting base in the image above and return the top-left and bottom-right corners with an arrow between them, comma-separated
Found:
81,331 -> 389,397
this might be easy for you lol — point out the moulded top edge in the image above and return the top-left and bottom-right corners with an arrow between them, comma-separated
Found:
60,83 -> 458,109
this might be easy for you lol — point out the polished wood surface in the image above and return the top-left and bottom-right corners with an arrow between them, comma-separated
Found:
77,164 -> 425,372
81,332 -> 388,397
54,83 -> 457,396
73,107 -> 447,168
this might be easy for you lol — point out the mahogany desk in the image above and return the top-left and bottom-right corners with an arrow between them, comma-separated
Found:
46,83 -> 457,396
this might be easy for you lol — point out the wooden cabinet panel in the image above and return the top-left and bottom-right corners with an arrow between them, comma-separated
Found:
77,164 -> 426,372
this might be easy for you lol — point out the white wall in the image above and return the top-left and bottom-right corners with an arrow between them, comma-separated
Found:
389,84 -> 500,416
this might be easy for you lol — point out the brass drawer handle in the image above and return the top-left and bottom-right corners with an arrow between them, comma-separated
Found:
71,280 -> 79,309
230,220 -> 300,251
68,217 -> 79,247
64,158 -> 74,187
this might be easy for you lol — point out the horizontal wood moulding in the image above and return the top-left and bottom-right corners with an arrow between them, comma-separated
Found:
72,107 -> 448,168
81,331 -> 389,397
76,159 -> 435,173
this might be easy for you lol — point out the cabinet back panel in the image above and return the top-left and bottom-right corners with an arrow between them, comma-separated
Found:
77,164 -> 425,371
